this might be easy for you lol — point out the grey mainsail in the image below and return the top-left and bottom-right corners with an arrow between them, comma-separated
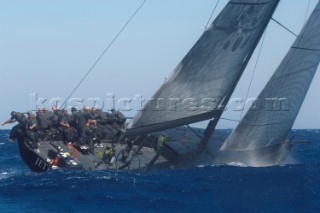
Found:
219,2 -> 320,154
127,0 -> 280,135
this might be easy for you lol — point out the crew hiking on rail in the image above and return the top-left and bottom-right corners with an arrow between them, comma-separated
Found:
1,106 -> 127,153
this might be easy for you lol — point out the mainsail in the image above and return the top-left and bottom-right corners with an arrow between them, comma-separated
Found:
127,0 -> 280,135
219,2 -> 320,152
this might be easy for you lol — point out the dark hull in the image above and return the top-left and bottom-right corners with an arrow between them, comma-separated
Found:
15,128 -> 175,172
14,124 -> 215,172
17,135 -> 52,172
15,126 -> 295,172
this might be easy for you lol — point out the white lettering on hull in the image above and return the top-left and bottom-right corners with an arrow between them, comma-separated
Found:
34,157 -> 49,171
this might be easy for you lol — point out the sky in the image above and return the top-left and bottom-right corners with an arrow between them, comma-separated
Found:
0,0 -> 319,130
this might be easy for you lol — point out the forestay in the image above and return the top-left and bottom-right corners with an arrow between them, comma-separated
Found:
127,0 -> 280,135
220,2 -> 320,151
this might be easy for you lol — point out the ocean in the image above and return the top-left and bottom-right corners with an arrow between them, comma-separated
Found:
0,129 -> 319,213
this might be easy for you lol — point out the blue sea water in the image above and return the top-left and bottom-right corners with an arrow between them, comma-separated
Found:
0,129 -> 319,213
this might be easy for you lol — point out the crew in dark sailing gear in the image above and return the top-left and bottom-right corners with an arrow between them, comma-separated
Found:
70,107 -> 87,148
119,138 -> 134,163
90,107 -> 106,142
51,105 -> 63,128
83,106 -> 95,128
2,111 -> 28,126
1,111 -> 28,141
105,111 -> 116,124
111,108 -> 126,126
59,110 -> 70,129
43,108 -> 54,127
36,108 -> 49,130
59,109 -> 76,142
62,109 -> 71,123
26,112 -> 39,148
91,107 -> 108,125
69,107 -> 78,128
124,138 -> 133,153
110,109 -> 126,143
27,112 -> 38,131
75,106 -> 92,150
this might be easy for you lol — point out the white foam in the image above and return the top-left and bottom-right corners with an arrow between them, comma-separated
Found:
0,170 -> 17,180
96,176 -> 113,180
226,162 -> 249,167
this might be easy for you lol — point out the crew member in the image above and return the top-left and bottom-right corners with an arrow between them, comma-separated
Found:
27,112 -> 38,132
59,109 -> 76,142
105,111 -> 116,124
26,111 -> 39,148
1,111 -> 28,142
51,105 -> 63,129
75,106 -> 92,150
91,107 -> 108,125
111,108 -> 126,126
69,107 -> 78,128
36,108 -> 49,131
43,108 -> 54,128
83,106 -> 95,128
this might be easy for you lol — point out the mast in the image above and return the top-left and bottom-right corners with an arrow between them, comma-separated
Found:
127,0 -> 280,136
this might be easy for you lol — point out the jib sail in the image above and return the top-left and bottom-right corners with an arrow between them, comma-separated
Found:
220,2 -> 320,152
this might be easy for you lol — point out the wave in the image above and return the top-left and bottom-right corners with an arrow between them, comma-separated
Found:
0,169 -> 22,180
196,162 -> 249,168
225,162 -> 250,167
0,165 -> 319,212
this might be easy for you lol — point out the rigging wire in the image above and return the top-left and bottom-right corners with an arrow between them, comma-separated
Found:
61,0 -> 148,108
239,31 -> 267,121
273,0 -> 313,39
304,0 -> 312,24
271,18 -> 298,37
204,0 -> 220,31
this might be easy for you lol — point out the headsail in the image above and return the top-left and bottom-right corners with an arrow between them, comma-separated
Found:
219,2 -> 320,152
127,0 -> 280,135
